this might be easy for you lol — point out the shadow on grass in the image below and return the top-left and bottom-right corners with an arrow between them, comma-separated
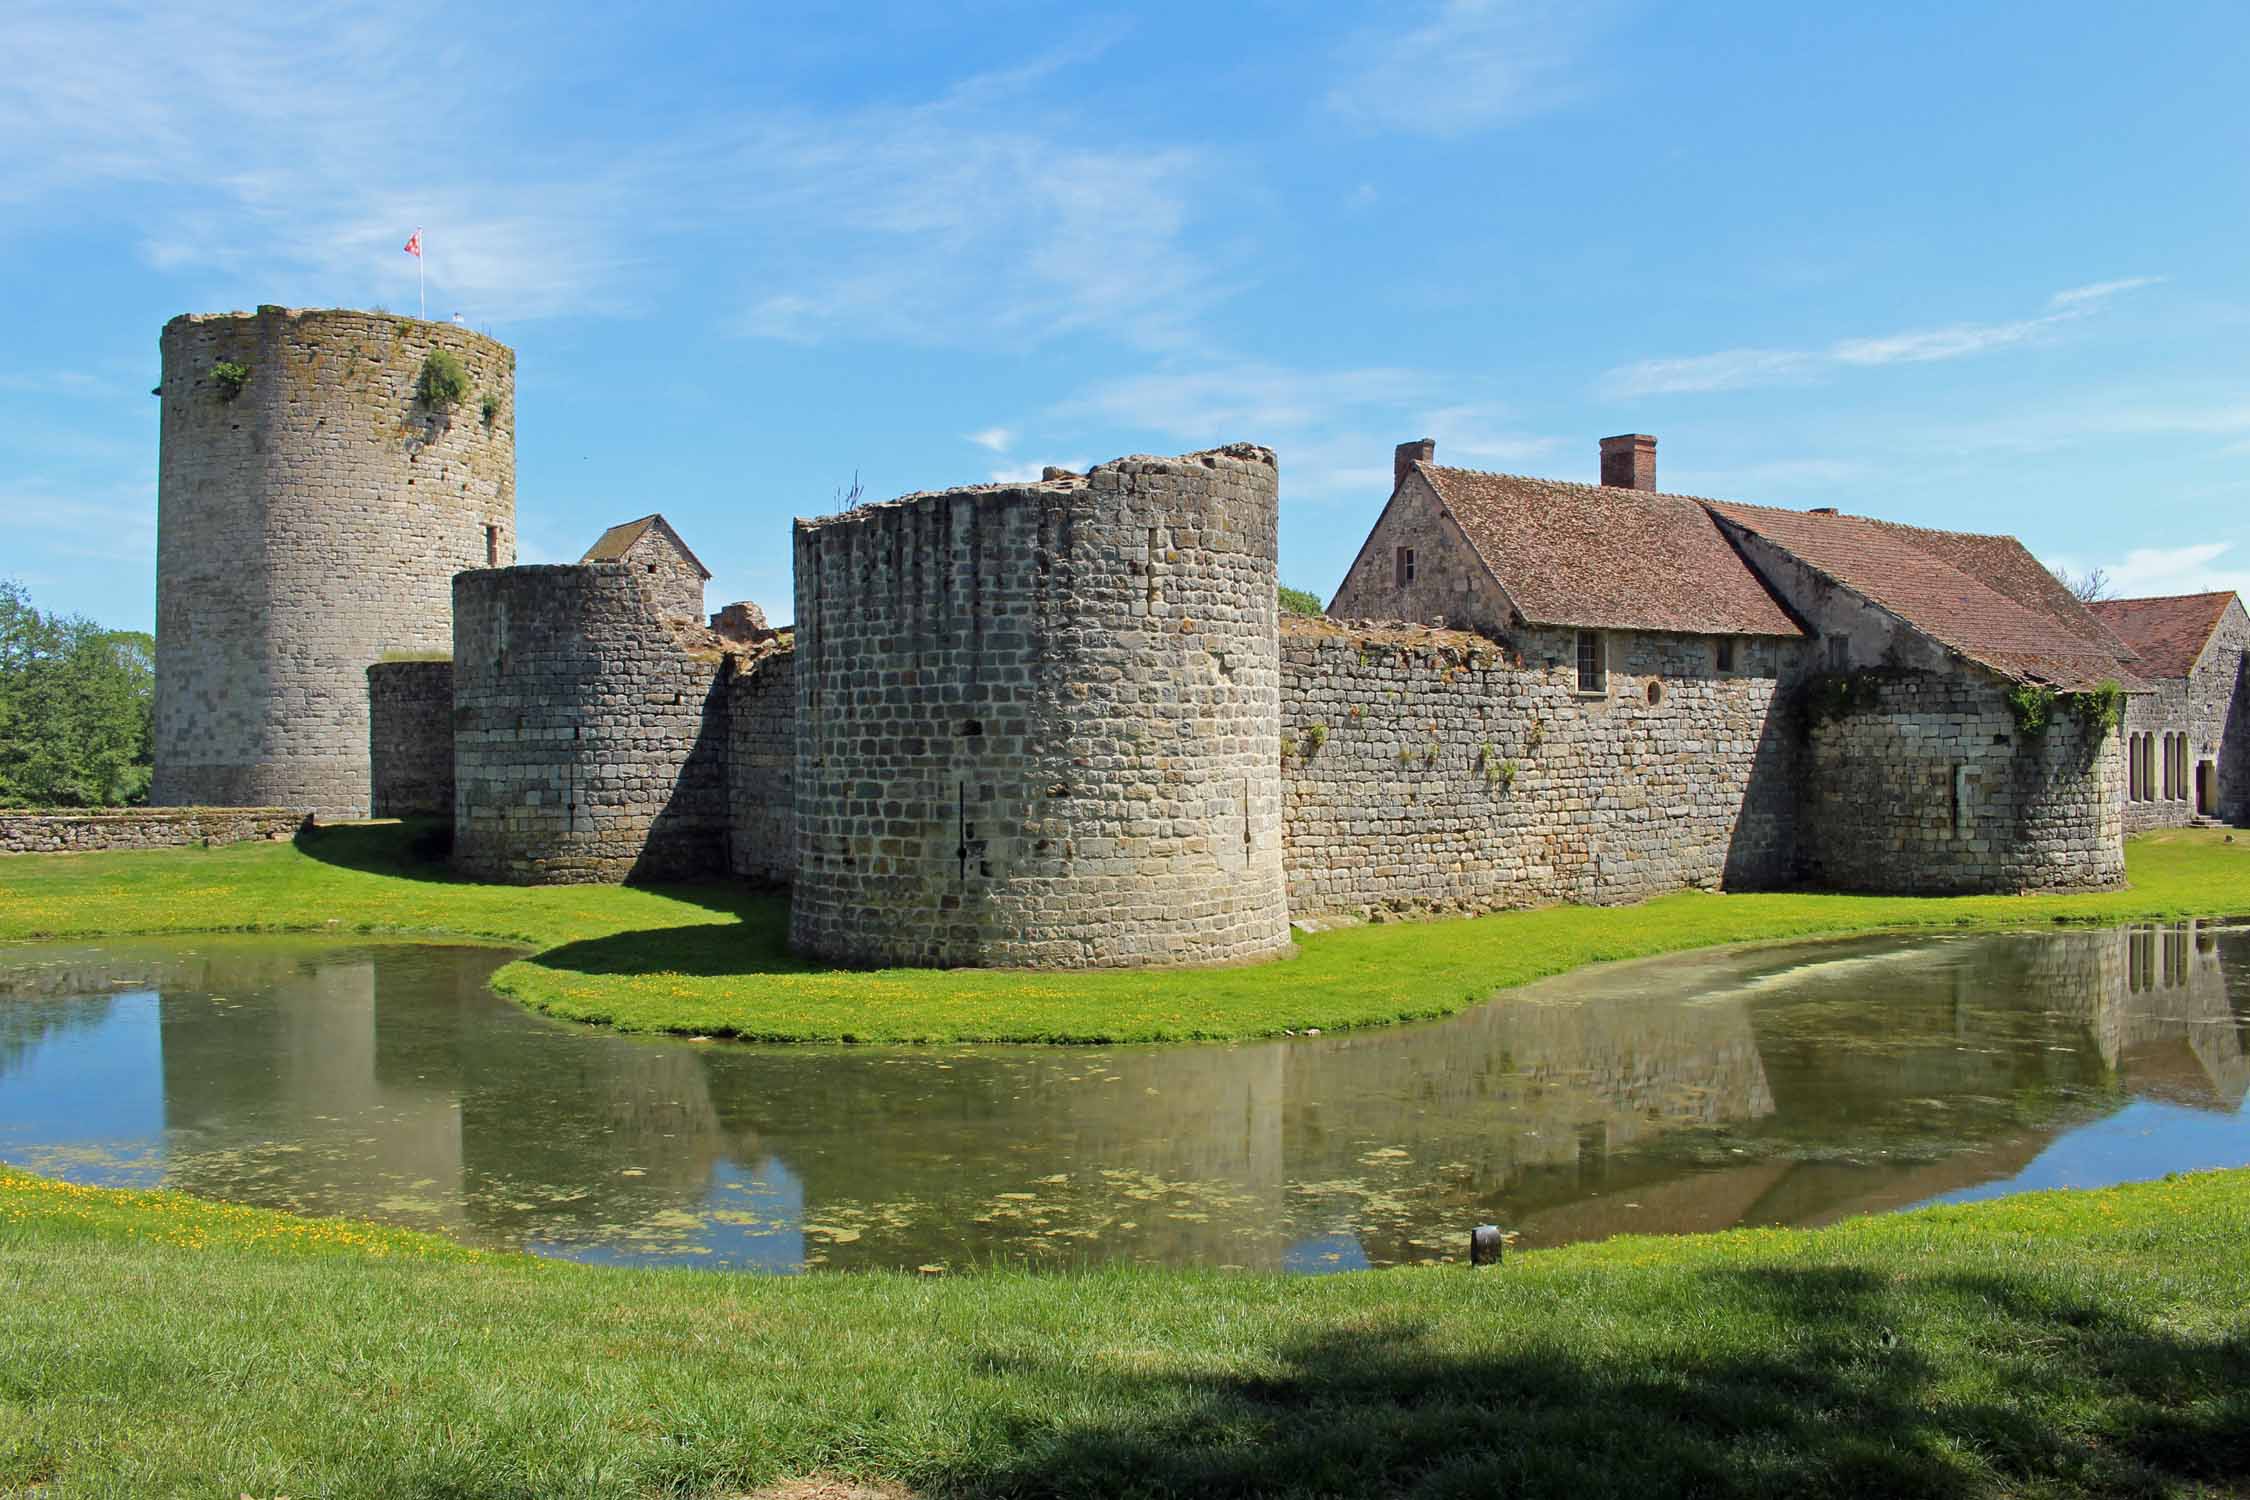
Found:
524,908 -> 809,978
291,819 -> 777,926
925,1265 -> 2250,1500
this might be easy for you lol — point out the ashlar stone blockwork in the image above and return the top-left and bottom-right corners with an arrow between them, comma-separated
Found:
790,446 -> 1293,968
1802,671 -> 2124,894
367,659 -> 455,818
451,564 -> 729,884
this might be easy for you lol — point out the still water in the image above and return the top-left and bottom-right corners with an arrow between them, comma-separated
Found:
2,925 -> 2245,1272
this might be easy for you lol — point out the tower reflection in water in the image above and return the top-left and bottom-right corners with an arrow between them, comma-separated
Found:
0,923 -> 2243,1271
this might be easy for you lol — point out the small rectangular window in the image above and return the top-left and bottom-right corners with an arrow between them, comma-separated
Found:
1826,635 -> 1850,671
1394,546 -> 1416,587
1715,637 -> 1735,673
1576,630 -> 1606,694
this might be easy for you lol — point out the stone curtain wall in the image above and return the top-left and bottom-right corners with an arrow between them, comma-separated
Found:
0,807 -> 301,855
366,660 -> 455,818
790,446 -> 1292,969
2127,602 -> 2250,831
1802,671 -> 2124,894
1280,620 -> 1801,917
153,307 -> 515,816
451,565 -> 729,884
726,648 -> 797,884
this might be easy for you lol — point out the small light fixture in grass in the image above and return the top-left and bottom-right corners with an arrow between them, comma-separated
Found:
415,349 -> 472,411
210,361 -> 251,401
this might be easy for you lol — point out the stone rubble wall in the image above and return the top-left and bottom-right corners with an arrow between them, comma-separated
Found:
621,526 -> 708,628
0,807 -> 303,856
725,648 -> 797,885
451,564 -> 730,884
1801,670 -> 2124,894
366,660 -> 455,818
1326,469 -> 1516,635
1280,620 -> 1803,917
790,445 -> 1293,968
153,306 -> 515,816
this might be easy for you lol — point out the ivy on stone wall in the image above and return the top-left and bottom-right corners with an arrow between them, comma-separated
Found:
2007,683 -> 2060,736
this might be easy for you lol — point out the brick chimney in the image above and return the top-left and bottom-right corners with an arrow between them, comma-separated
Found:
1394,438 -> 1436,491
1599,433 -> 1657,491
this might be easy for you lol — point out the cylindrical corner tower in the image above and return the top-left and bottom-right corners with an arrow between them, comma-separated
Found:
790,444 -> 1292,969
152,305 -> 515,815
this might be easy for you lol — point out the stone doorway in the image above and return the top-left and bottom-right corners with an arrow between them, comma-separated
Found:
2196,759 -> 2215,817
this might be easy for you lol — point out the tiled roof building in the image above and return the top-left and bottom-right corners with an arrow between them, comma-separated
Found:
1329,432 -> 2152,897
2089,591 -> 2249,829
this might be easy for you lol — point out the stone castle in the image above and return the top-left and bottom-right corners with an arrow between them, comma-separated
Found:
150,308 -> 2250,969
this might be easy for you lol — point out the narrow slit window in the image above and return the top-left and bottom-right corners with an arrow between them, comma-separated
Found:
1714,637 -> 1735,673
484,524 -> 499,566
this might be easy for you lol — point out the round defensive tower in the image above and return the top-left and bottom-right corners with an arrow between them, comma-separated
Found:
450,564 -> 732,884
790,444 -> 1292,969
152,305 -> 515,815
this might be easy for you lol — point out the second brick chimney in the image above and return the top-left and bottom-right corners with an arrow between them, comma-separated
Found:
1599,433 -> 1657,491
1394,438 -> 1436,491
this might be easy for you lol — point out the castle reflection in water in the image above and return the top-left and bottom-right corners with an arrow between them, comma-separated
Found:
1,922 -> 2244,1272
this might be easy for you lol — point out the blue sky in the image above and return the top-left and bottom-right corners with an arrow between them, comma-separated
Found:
5,0 -> 2247,631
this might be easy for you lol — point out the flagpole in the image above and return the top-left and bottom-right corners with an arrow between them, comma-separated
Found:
418,230 -> 425,320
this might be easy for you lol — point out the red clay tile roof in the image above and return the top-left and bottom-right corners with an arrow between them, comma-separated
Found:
1416,466 -> 1804,638
581,514 -> 712,579
2090,592 -> 2239,680
1705,500 -> 2144,691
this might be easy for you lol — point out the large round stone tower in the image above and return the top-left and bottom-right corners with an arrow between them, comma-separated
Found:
790,444 -> 1292,969
152,306 -> 515,815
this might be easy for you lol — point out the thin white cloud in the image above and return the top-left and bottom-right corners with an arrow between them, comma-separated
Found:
1327,0 -> 1603,137
2049,276 -> 2165,309
967,427 -> 1015,453
3,2 -> 1221,345
2046,542 -> 2250,602
1604,279 -> 2163,398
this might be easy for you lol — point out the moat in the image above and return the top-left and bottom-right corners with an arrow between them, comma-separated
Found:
3,926 -> 2245,1272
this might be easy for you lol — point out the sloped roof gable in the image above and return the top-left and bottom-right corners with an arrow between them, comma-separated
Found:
581,514 -> 712,579
1415,465 -> 1804,638
1706,500 -> 2143,691
2090,592 -> 2240,680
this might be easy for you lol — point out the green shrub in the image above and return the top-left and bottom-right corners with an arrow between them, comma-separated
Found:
1805,671 -> 1883,727
2071,679 -> 2125,736
1302,723 -> 1329,757
210,361 -> 251,401
415,350 -> 471,410
1277,585 -> 1324,617
2008,682 -> 2059,736
480,393 -> 500,426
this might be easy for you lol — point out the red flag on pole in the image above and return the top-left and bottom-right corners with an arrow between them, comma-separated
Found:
403,229 -> 422,257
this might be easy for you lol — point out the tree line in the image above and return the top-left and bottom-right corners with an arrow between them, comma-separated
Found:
0,580 -> 154,808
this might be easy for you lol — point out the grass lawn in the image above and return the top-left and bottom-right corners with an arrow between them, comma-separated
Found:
1,823 -> 2247,1043
1,1164 -> 2243,1498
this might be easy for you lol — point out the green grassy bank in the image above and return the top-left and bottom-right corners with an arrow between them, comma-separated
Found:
2,1165 -> 2244,1498
2,823 -> 2247,1043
